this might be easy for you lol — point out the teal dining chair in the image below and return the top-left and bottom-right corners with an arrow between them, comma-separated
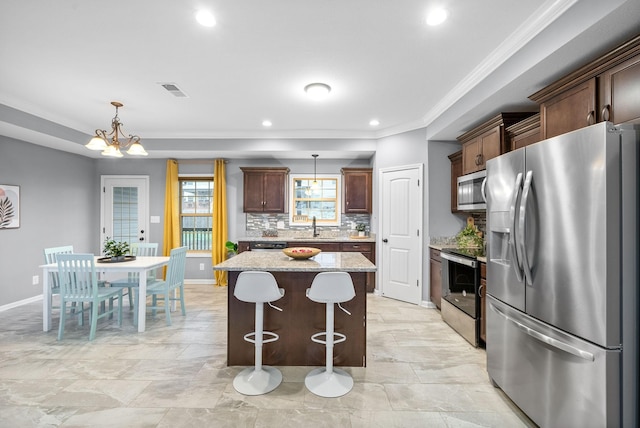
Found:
56,253 -> 123,341
43,245 -> 75,313
109,242 -> 159,308
134,246 -> 188,327
44,245 -> 109,317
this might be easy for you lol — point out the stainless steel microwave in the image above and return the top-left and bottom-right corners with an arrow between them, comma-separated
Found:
457,170 -> 487,211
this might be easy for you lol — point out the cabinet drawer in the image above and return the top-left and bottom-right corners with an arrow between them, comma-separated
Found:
341,242 -> 373,252
288,242 -> 341,252
429,248 -> 442,262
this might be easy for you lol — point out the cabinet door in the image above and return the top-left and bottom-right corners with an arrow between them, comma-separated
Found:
263,171 -> 287,213
243,172 -> 266,212
598,54 -> 640,124
479,126 -> 501,166
540,78 -> 596,139
289,242 -> 341,252
448,151 -> 462,213
343,169 -> 372,213
429,257 -> 442,310
462,137 -> 482,175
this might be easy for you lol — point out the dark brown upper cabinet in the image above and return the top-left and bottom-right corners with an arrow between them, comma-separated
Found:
240,167 -> 289,213
342,168 -> 372,214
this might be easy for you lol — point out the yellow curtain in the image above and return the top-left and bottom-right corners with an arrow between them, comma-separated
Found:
163,160 -> 180,261
212,159 -> 228,286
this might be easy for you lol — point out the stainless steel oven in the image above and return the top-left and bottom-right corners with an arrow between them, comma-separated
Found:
440,248 -> 482,347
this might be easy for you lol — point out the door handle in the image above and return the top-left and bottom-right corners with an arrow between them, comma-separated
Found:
382,239 -> 388,243
490,303 -> 594,361
509,173 -> 524,282
518,170 -> 533,285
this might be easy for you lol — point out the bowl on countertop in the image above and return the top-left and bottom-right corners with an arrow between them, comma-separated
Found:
282,247 -> 321,259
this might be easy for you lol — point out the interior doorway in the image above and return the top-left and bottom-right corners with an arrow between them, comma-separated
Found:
379,164 -> 423,304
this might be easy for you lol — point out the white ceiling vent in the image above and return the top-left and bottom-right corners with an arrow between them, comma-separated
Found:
159,82 -> 188,98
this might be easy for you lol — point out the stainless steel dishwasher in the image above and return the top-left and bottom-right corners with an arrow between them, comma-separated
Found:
249,242 -> 288,252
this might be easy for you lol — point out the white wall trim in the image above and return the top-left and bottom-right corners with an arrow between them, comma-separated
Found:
0,294 -> 42,312
185,279 -> 217,286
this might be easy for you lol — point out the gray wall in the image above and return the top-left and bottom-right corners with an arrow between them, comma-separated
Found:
374,129 -> 464,303
0,136 -> 99,306
428,140 -> 466,237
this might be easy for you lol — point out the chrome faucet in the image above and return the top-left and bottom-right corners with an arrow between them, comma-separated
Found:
312,216 -> 320,237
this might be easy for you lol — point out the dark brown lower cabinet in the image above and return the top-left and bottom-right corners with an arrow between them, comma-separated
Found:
227,270 -> 367,367
429,248 -> 442,310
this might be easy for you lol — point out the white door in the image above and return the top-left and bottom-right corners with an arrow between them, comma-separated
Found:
380,165 -> 422,304
101,176 -> 150,250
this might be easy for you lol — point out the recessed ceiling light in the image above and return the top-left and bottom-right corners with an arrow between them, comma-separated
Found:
304,83 -> 331,101
196,10 -> 216,27
426,8 -> 448,26
262,120 -> 272,127
369,119 -> 380,126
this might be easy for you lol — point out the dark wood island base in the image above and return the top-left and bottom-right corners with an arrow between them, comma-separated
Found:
227,270 -> 367,367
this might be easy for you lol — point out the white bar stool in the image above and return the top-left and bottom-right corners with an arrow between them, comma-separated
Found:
233,271 -> 285,395
304,272 -> 356,398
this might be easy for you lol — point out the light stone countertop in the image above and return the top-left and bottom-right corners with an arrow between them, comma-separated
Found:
430,244 -> 487,264
213,251 -> 376,272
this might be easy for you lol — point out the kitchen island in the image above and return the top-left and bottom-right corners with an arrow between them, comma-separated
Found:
213,251 -> 376,367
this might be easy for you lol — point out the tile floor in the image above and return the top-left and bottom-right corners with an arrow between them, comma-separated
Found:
0,285 -> 536,427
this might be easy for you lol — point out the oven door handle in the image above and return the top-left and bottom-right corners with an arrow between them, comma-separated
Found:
440,252 -> 477,268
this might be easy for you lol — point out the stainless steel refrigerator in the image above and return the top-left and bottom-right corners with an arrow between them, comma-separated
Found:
485,122 -> 638,428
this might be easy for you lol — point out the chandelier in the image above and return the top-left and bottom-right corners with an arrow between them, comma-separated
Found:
85,101 -> 147,157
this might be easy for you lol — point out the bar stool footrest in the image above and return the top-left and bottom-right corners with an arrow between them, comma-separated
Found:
243,331 -> 279,344
311,331 -> 346,345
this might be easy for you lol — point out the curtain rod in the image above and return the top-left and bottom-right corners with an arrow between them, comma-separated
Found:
176,159 -> 228,165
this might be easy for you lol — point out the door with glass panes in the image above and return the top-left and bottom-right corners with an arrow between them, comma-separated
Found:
101,176 -> 150,251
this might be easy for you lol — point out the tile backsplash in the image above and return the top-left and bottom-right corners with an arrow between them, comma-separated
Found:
245,213 -> 370,234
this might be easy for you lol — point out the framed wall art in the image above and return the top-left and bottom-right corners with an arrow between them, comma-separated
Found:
0,184 -> 20,229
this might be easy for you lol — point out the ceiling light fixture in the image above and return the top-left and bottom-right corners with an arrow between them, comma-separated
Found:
426,8 -> 448,26
312,154 -> 319,187
85,101 -> 147,158
196,10 -> 216,27
262,120 -> 272,127
369,119 -> 380,126
304,83 -> 331,100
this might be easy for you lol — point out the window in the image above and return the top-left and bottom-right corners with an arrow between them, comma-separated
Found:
180,177 -> 213,251
290,175 -> 340,226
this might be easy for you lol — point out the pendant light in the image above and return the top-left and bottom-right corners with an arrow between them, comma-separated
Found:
311,154 -> 319,188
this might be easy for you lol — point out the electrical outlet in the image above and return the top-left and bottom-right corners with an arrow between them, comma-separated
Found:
32,275 -> 39,285
199,263 -> 205,271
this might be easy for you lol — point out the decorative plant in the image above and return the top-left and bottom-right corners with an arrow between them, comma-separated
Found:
103,237 -> 130,258
225,241 -> 238,255
355,223 -> 366,232
455,217 -> 484,248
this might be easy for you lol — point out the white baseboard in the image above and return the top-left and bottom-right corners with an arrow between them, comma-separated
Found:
421,300 -> 437,309
184,279 -> 217,286
0,294 -> 43,312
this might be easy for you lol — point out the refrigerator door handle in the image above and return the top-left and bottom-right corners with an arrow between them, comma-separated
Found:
518,170 -> 534,285
489,303 -> 595,362
509,172 -> 524,282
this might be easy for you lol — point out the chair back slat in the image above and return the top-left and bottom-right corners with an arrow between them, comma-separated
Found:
166,246 -> 188,291
128,243 -> 159,281
57,254 -> 98,299
44,245 -> 74,289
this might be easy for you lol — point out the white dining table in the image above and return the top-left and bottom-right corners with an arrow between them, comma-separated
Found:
40,255 -> 170,333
